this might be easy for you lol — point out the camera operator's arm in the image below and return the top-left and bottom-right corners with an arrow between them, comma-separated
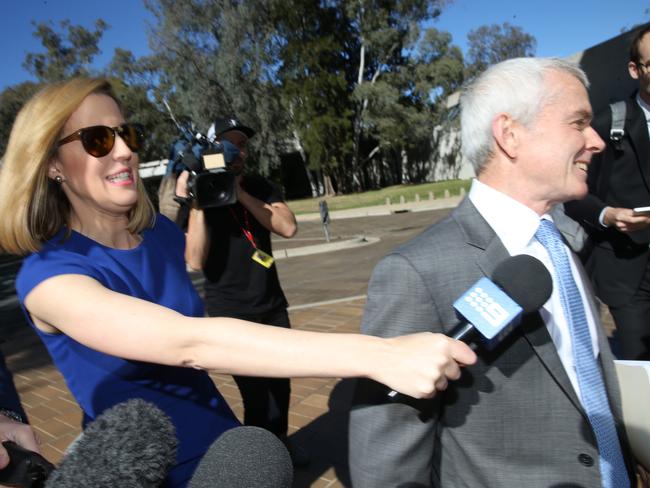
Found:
185,208 -> 211,271
176,170 -> 211,271
236,179 -> 297,239
0,414 -> 39,470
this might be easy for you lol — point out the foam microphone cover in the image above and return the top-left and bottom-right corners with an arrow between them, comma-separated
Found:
188,426 -> 293,488
491,254 -> 552,313
45,399 -> 177,488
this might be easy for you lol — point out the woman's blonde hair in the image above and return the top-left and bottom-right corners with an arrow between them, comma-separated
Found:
0,78 -> 155,255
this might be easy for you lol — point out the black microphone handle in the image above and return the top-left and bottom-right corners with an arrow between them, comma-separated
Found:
448,321 -> 476,342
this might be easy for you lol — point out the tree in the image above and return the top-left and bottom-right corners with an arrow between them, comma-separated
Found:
341,0 -> 461,191
273,0 -> 462,193
143,0 -> 288,175
142,0 -> 463,194
23,19 -> 108,82
273,0 -> 355,196
353,25 -> 464,187
465,22 -> 536,79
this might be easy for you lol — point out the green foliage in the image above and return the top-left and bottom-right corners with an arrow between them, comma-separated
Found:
465,22 -> 537,79
274,0 -> 355,176
271,0 -> 463,193
23,19 -> 108,82
143,0 -> 287,174
2,4 -> 537,197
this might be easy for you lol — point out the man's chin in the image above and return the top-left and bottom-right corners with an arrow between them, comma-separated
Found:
572,185 -> 589,201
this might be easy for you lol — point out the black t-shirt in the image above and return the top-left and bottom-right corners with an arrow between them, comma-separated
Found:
202,174 -> 288,317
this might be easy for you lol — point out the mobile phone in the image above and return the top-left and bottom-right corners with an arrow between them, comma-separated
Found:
633,206 -> 650,216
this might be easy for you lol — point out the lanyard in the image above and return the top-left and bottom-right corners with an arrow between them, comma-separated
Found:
228,206 -> 257,250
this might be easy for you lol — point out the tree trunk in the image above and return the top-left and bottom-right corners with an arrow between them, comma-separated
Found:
292,131 -> 319,197
324,173 -> 336,196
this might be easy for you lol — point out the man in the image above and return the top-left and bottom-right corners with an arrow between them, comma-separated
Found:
349,58 -> 635,487
182,117 -> 305,463
565,25 -> 650,360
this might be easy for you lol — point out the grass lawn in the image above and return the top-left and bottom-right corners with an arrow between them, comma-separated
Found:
286,179 -> 471,214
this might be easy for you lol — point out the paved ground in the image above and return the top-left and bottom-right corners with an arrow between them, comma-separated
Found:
0,195 -> 622,487
0,199 -> 460,487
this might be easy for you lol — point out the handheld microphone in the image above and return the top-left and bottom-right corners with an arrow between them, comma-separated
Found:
188,426 -> 293,488
387,254 -> 552,399
448,254 -> 552,346
45,399 -> 177,488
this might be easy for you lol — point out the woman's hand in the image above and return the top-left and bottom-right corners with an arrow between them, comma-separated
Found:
373,333 -> 477,399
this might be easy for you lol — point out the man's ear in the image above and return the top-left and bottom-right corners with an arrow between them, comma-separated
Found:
492,113 -> 519,159
629,61 -> 640,81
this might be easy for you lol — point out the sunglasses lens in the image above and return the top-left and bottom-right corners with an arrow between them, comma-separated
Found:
119,124 -> 144,153
81,126 -> 115,157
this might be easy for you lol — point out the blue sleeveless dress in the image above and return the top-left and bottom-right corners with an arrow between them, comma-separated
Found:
16,215 -> 240,487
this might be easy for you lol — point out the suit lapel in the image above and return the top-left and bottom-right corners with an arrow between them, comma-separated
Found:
452,198 -> 507,278
626,99 -> 650,194
455,198 -> 588,417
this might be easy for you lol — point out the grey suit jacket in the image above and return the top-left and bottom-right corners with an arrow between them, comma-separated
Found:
349,198 -> 632,488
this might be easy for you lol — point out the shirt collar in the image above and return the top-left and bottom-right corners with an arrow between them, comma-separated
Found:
468,179 -> 545,255
636,93 -> 650,123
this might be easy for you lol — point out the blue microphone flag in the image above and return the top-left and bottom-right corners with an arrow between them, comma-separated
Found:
453,277 -> 523,345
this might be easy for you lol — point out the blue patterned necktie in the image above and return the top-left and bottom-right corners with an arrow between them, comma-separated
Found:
535,219 -> 629,488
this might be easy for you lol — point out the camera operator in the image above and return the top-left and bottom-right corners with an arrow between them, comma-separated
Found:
176,117 -> 307,465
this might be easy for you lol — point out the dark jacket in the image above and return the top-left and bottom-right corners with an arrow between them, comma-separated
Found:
565,94 -> 650,306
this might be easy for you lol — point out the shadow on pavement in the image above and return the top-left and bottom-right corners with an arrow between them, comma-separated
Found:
291,379 -> 354,488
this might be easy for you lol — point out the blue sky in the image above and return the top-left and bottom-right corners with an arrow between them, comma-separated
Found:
1,0 -> 648,91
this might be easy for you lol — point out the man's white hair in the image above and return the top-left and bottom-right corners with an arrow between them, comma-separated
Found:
460,57 -> 589,174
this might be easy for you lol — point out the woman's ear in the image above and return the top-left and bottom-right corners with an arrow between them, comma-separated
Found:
492,113 -> 519,160
47,158 -> 63,181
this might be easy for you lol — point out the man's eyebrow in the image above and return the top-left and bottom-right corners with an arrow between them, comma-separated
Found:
573,109 -> 593,121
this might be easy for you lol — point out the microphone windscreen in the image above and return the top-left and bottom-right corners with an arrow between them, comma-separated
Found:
492,255 -> 552,313
188,426 -> 293,488
45,399 -> 177,488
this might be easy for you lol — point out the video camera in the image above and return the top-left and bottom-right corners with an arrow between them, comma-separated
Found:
169,130 -> 241,209
163,100 -> 242,209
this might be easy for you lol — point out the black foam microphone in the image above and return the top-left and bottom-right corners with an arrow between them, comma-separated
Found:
448,254 -> 552,346
45,399 -> 177,488
188,426 -> 293,488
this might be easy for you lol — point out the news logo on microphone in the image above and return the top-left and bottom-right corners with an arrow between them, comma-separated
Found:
453,277 -> 523,347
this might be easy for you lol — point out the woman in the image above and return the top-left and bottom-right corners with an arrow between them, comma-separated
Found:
0,78 -> 475,487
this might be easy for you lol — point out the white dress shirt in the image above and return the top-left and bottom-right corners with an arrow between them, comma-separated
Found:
637,92 -> 650,136
469,179 -> 601,399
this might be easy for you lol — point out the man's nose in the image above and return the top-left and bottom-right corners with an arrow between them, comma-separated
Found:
586,126 -> 606,153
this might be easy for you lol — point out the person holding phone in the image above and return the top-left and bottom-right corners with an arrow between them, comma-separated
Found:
566,25 -> 650,360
